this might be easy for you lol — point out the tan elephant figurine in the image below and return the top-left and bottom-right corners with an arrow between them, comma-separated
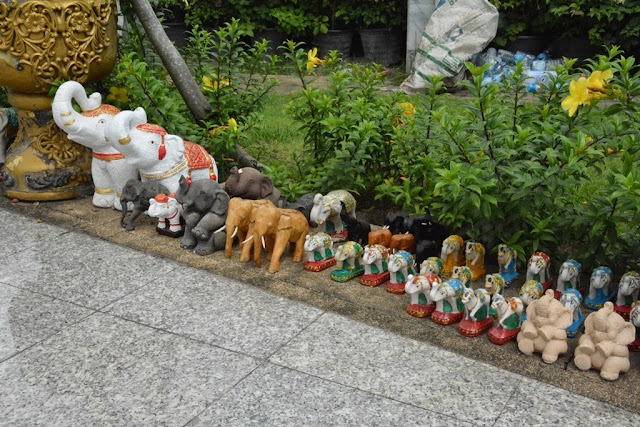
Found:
225,198 -> 275,258
517,289 -> 573,364
574,301 -> 636,381
240,205 -> 309,273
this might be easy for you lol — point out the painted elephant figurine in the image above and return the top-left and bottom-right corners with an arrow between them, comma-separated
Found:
240,204 -> 309,273
517,289 -> 573,364
405,273 -> 440,318
119,179 -> 170,231
574,302 -> 636,381
362,244 -> 390,275
497,244 -> 518,286
334,241 -> 364,271
147,193 -> 184,237
175,176 -> 229,255
304,232 -> 334,262
309,190 -> 356,234
104,107 -> 218,193
440,235 -> 464,276
420,257 -> 444,277
224,166 -> 284,207
556,259 -> 582,298
585,266 -> 615,310
52,81 -> 138,210
614,271 -> 640,319
526,252 -> 551,288
560,289 -> 584,338
224,198 -> 275,259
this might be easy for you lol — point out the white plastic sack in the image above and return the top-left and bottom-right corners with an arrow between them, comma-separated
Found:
401,0 -> 499,92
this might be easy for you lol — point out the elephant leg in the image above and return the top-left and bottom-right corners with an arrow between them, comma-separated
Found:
109,159 -> 139,212
292,236 -> 305,262
253,232 -> 264,268
126,208 -> 143,231
181,224 -> 197,249
195,229 -> 217,256
542,340 -> 567,364
269,231 -> 290,273
265,235 -> 275,261
91,161 -> 116,209
600,356 -> 630,381
332,216 -> 343,233
225,226 -> 235,258
573,351 -> 593,371
239,225 -> 254,262
517,337 -> 534,356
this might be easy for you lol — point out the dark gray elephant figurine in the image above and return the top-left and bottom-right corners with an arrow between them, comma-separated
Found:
224,166 -> 285,207
120,179 -> 170,231
175,175 -> 229,255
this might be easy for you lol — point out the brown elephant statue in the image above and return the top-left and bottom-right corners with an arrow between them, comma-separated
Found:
240,204 -> 309,273
225,198 -> 275,258
224,166 -> 284,207
517,289 -> 573,363
574,301 -> 636,381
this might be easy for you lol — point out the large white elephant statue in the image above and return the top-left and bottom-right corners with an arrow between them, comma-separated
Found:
104,107 -> 219,193
52,81 -> 138,210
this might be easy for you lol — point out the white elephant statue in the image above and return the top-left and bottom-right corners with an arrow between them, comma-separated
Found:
492,294 -> 524,330
461,288 -> 492,322
304,232 -> 334,262
104,107 -> 218,193
430,278 -> 466,320
404,273 -> 440,318
52,81 -> 138,210
616,271 -> 640,309
309,190 -> 356,234
334,241 -> 364,270
526,252 -> 551,288
362,244 -> 389,275
147,193 -> 184,236
585,266 -> 615,310
556,259 -> 581,297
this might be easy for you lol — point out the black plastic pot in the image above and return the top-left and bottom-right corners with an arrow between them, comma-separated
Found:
312,30 -> 355,58
252,28 -> 288,55
358,28 -> 406,66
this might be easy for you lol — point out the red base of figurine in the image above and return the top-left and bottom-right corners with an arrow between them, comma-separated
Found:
488,326 -> 521,345
360,271 -> 390,287
385,281 -> 406,295
329,230 -> 348,240
553,289 -> 562,299
541,279 -> 553,292
458,318 -> 494,337
406,304 -> 435,318
304,257 -> 337,272
431,310 -> 464,325
614,304 -> 632,321
629,338 -> 640,352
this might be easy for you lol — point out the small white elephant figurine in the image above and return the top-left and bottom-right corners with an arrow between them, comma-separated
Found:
461,288 -> 492,322
526,252 -> 551,287
309,190 -> 356,234
334,241 -> 364,271
405,273 -> 440,318
104,107 -> 219,193
52,81 -> 138,210
147,193 -> 184,236
585,266 -> 615,310
615,271 -> 640,314
304,232 -> 334,262
362,244 -> 389,275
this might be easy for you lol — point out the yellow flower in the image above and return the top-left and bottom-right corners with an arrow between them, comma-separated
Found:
202,75 -> 230,91
400,102 -> 416,117
306,48 -> 324,70
228,118 -> 238,132
106,87 -> 128,103
586,69 -> 613,98
210,126 -> 229,137
561,77 -> 592,117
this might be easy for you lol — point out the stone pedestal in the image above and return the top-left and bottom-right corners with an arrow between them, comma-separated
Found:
406,0 -> 435,72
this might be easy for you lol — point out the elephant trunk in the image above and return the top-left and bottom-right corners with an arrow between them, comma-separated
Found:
52,81 -> 101,134
253,231 -> 263,268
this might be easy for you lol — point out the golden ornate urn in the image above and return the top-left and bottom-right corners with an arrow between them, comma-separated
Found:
0,0 -> 117,200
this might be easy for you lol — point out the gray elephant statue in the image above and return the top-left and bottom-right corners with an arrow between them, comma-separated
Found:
224,166 -> 284,207
175,175 -> 229,255
0,107 -> 17,167
283,192 -> 316,221
120,179 -> 170,231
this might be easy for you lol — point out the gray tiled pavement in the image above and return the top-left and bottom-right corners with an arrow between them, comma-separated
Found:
0,208 -> 636,426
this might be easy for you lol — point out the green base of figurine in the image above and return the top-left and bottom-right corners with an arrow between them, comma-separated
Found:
331,266 -> 365,282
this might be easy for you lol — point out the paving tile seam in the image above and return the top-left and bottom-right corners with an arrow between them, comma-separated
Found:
0,310 -> 98,365
98,310 -> 267,363
265,358 -> 469,424
489,384 -> 519,427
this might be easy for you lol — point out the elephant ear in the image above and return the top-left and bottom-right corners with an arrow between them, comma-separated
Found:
211,190 -> 230,216
163,135 -> 185,164
260,175 -> 274,198
615,321 -> 636,345
556,308 -> 573,330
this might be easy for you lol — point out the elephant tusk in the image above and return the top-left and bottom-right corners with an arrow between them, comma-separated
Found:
382,225 -> 389,229
231,227 -> 238,239
119,135 -> 131,145
214,225 -> 226,234
241,235 -> 254,245
261,236 -> 266,249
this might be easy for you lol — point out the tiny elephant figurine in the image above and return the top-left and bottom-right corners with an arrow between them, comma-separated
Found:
120,179 -> 170,231
340,201 -> 370,244
441,235 -> 465,276
147,193 -> 185,237
224,198 -> 275,259
574,302 -> 636,381
224,166 -> 284,207
517,289 -> 573,364
175,175 -> 229,255
309,190 -> 356,235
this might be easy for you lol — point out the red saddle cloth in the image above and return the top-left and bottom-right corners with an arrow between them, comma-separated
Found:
184,141 -> 216,180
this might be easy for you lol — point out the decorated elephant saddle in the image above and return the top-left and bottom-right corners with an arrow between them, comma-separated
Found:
184,141 -> 217,181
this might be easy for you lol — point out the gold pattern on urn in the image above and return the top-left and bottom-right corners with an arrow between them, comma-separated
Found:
0,0 -> 117,201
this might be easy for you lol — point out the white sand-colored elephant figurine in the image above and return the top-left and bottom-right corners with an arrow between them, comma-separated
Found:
334,241 -> 364,270
309,190 -> 356,234
526,252 -> 551,285
388,250 -> 416,283
461,288 -> 492,321
52,81 -> 138,210
147,193 -> 184,235
104,107 -> 218,193
492,294 -> 524,330
616,271 -> 640,308
574,302 -> 636,381
362,244 -> 390,275
556,259 -> 581,294
304,232 -> 334,262
585,266 -> 615,310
